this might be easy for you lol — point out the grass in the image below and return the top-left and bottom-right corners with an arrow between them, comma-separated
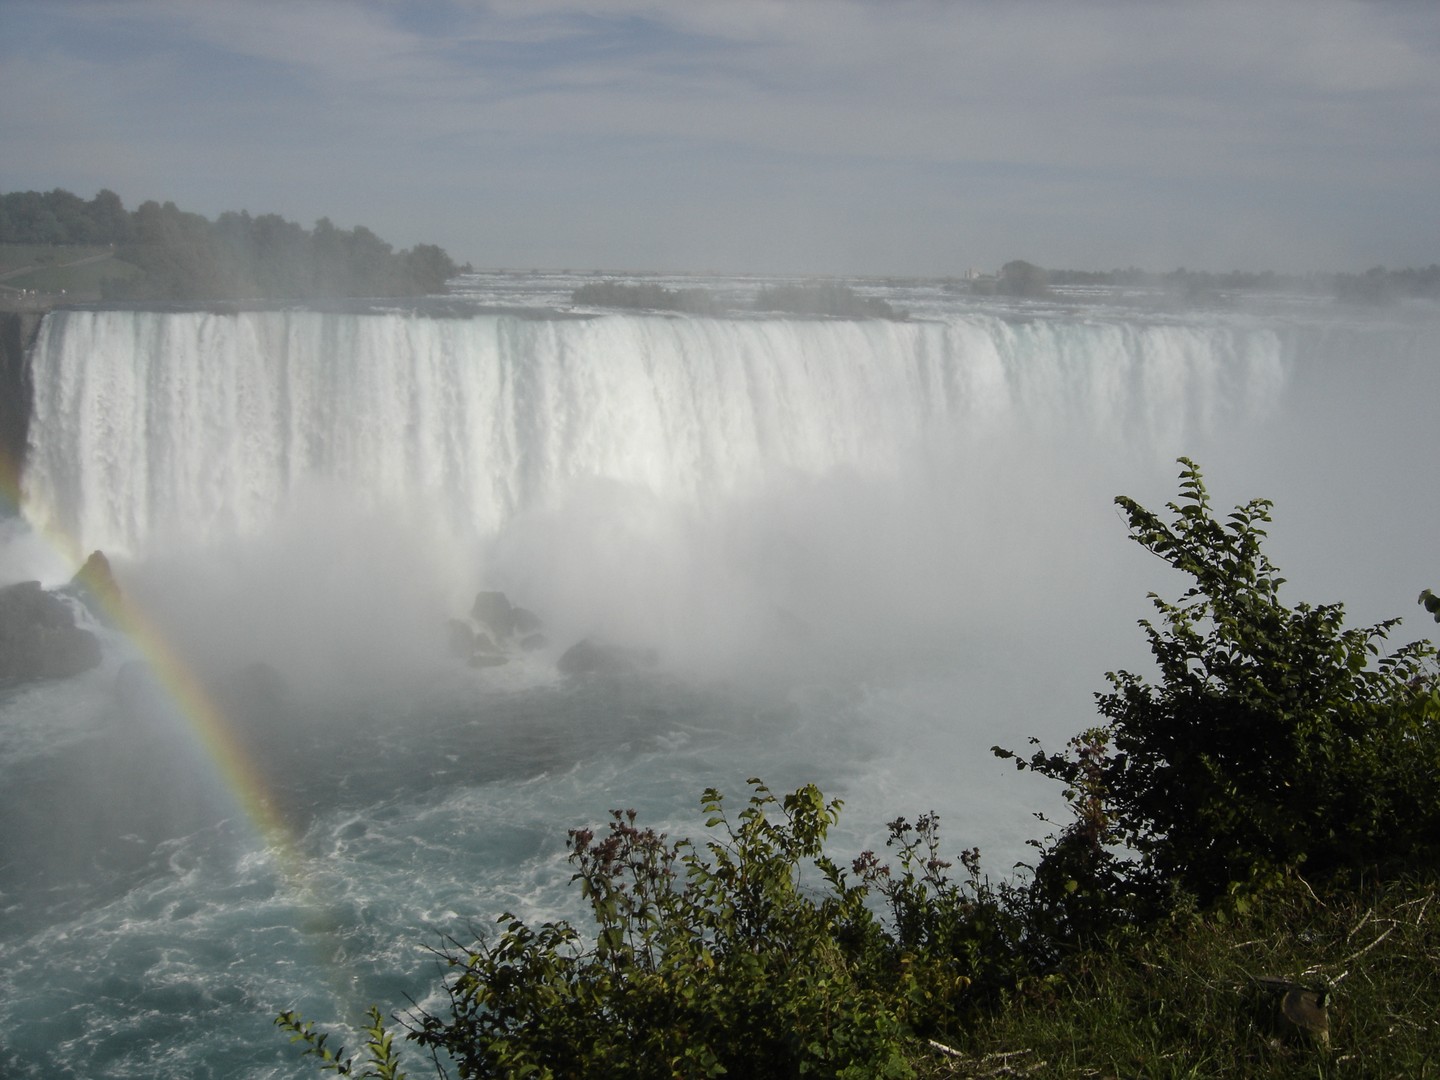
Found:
0,243 -> 109,273
6,258 -> 140,296
0,243 -> 140,299
909,876 -> 1440,1078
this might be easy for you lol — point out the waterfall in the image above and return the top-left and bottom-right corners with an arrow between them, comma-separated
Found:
3,294 -> 1436,1080
22,309 -> 1286,559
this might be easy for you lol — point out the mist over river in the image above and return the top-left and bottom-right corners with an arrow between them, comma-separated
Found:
1,273 -> 1436,1078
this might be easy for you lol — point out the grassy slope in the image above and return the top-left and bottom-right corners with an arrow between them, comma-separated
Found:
0,243 -> 142,298
914,876 -> 1440,1079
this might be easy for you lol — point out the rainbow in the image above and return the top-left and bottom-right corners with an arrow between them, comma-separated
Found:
1,324 -> 374,1021
5,466 -> 371,998
87,555 -> 302,862
3,448 -> 306,882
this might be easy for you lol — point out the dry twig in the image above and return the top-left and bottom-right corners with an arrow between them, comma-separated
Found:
1343,924 -> 1396,965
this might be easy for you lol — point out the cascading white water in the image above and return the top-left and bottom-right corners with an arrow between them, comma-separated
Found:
3,289 -> 1436,1080
22,308 -> 1284,559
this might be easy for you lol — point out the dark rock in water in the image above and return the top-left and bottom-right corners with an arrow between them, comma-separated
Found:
457,592 -> 548,666
461,591 -> 549,666
469,629 -> 508,667
512,606 -> 544,635
0,580 -> 102,682
557,638 -> 611,675
449,608 -> 513,668
63,550 -> 123,622
557,638 -> 657,677
471,590 -> 516,639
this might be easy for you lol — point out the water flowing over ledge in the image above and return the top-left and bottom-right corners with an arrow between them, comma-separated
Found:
22,308 -> 1286,558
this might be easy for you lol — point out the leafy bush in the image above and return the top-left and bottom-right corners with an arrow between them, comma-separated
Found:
850,815 -> 1025,1029
417,782 -> 921,1079
999,458 -> 1440,916
285,781 -> 945,1079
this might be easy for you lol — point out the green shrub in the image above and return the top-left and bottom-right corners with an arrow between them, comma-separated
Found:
425,781 -> 923,1078
999,458 -> 1440,918
850,815 -> 1026,1028
284,781 -> 935,1079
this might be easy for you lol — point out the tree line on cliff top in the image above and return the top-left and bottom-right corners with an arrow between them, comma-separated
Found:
0,187 -> 465,301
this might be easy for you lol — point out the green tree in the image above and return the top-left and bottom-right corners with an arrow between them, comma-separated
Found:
997,260 -> 1049,297
0,188 -> 470,301
1,190 -> 64,243
86,188 -> 132,244
999,459 -> 1440,913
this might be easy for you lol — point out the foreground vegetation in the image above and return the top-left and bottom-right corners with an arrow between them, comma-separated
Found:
279,461 -> 1439,1078
0,188 -> 464,301
939,875 -> 1440,1078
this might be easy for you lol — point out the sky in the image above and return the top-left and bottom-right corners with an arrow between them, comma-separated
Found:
2,0 -> 1438,276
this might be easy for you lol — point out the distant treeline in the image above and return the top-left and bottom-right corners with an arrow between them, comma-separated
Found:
1048,264 -> 1440,304
0,188 -> 465,301
1331,265 -> 1440,304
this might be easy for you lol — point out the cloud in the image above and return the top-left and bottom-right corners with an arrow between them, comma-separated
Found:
3,0 -> 1438,271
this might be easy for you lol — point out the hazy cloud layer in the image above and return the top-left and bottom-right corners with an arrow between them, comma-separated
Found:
3,0 -> 1437,273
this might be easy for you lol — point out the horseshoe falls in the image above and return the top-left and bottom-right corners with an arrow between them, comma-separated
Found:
22,308 -> 1282,553
2,281 -> 1436,1078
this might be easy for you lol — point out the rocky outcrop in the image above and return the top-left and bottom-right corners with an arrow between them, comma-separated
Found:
471,590 -> 547,647
455,589 -> 659,677
0,580 -> 102,682
61,550 -> 123,621
454,590 -> 549,668
556,638 -> 658,677
471,590 -> 516,639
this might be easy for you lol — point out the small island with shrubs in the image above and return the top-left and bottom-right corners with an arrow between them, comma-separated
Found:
571,279 -> 722,315
571,278 -> 908,320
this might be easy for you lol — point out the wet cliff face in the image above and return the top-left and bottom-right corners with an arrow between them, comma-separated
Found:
0,311 -> 40,500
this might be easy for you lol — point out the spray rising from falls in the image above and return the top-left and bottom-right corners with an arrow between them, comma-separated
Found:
18,308 -> 1291,679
